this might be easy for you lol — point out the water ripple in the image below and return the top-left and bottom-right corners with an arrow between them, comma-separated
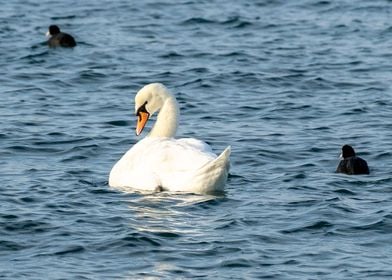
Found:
1,0 -> 392,279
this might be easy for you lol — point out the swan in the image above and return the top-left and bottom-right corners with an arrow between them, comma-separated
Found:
109,83 -> 231,194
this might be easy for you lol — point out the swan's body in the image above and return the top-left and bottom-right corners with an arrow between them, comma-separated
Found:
109,83 -> 230,194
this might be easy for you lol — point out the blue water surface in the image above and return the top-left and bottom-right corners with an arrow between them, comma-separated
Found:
1,0 -> 392,279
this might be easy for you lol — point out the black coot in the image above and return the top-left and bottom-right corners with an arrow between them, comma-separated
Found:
46,25 -> 76,48
336,145 -> 369,175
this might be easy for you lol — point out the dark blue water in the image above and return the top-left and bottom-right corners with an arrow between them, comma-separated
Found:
1,0 -> 392,279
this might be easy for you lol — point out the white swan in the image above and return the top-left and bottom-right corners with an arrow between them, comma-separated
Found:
109,83 -> 231,194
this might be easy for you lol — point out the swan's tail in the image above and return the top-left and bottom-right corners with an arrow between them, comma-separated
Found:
192,146 -> 231,194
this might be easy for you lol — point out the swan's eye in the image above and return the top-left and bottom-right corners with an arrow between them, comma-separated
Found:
136,102 -> 149,119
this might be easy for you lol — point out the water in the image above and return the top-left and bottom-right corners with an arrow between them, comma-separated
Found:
1,0 -> 392,279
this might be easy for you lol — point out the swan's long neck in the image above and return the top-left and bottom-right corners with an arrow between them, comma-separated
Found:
149,95 -> 179,138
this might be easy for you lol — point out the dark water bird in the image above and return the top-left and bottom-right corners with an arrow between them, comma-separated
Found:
336,145 -> 369,175
46,25 -> 76,48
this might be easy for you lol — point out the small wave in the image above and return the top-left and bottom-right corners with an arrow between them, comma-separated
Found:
4,219 -> 54,234
73,70 -> 106,83
220,258 -> 254,268
6,145 -> 61,153
50,15 -> 77,20
181,16 -> 253,29
159,51 -> 184,58
151,231 -> 181,238
333,188 -> 356,195
60,155 -> 89,162
54,245 -> 85,255
0,240 -> 27,252
214,219 -> 238,230
33,137 -> 92,146
375,152 -> 392,159
287,199 -> 318,207
221,16 -> 254,29
116,233 -> 162,248
348,219 -> 392,234
181,17 -> 216,25
20,50 -> 50,60
281,220 -> 334,234
105,120 -> 131,127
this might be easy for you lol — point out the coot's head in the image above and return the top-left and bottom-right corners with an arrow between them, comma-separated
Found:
341,145 -> 356,159
47,25 -> 60,36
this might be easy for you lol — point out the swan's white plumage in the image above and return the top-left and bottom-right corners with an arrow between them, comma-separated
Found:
109,83 -> 230,194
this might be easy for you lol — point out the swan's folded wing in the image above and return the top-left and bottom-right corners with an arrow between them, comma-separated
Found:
145,138 -> 215,173
177,138 -> 213,154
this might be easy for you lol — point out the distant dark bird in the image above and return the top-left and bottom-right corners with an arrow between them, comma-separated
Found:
336,145 -> 369,175
46,25 -> 76,48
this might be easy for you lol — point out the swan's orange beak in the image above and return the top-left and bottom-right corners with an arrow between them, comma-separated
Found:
136,111 -> 149,136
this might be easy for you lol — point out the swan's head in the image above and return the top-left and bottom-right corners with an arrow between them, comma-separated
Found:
134,83 -> 173,136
